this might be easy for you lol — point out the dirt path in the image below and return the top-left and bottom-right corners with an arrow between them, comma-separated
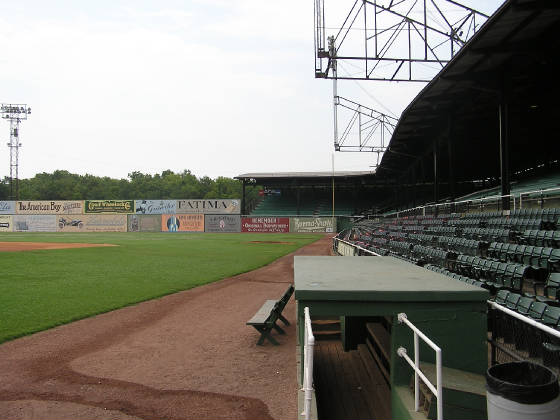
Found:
0,235 -> 333,420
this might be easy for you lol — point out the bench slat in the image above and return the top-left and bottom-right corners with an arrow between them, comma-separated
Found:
246,300 -> 277,325
246,284 -> 294,345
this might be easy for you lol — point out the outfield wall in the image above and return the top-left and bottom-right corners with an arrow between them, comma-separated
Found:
0,200 -> 335,233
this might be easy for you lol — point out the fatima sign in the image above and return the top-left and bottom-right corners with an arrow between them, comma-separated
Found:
176,199 -> 240,214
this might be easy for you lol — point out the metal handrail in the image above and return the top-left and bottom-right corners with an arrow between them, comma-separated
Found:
301,307 -> 315,420
333,237 -> 382,256
392,193 -> 516,217
488,300 -> 560,339
387,186 -> 560,218
519,186 -> 560,208
397,313 -> 443,420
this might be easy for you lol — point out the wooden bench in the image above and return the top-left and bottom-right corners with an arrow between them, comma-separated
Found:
246,284 -> 294,345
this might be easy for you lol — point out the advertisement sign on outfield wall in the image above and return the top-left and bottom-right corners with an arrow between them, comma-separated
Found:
127,214 -> 161,232
15,200 -> 83,215
134,200 -> 176,215
0,215 -> 12,231
290,217 -> 336,233
13,215 -> 57,232
204,215 -> 241,233
176,199 -> 240,214
56,215 -> 127,232
161,214 -> 204,232
241,217 -> 290,233
0,201 -> 15,215
84,200 -> 134,214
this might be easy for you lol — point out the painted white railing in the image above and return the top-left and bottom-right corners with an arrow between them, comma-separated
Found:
301,306 -> 315,420
397,313 -> 443,420
333,237 -> 382,256
519,186 -> 560,208
391,193 -> 516,218
386,186 -> 560,218
488,300 -> 560,339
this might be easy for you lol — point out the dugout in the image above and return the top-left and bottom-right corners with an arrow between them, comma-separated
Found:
295,256 -> 489,419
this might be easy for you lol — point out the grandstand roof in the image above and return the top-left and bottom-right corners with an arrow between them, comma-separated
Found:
236,171 -> 374,180
378,0 -> 560,185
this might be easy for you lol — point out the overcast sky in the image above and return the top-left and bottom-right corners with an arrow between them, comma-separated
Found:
0,0 -> 503,180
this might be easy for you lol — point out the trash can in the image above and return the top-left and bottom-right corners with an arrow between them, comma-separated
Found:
486,361 -> 560,420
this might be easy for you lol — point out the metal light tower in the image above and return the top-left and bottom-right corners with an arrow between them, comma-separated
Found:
1,104 -> 31,200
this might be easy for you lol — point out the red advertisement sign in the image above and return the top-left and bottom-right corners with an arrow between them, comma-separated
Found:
241,217 -> 290,233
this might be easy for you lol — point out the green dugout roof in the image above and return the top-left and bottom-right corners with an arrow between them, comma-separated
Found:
294,256 -> 489,302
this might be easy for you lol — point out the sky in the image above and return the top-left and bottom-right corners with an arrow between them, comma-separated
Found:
0,0 -> 504,181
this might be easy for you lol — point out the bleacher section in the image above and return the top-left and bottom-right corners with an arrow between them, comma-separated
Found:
459,172 -> 560,202
251,195 -> 300,216
338,208 -> 560,369
251,194 -> 356,216
340,208 -> 560,300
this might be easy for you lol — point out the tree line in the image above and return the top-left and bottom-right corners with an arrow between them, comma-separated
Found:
0,170 -> 261,210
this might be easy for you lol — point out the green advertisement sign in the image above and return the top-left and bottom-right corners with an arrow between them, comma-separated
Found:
85,200 -> 134,214
290,217 -> 336,233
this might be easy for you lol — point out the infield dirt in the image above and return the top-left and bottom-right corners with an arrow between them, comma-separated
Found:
0,235 -> 333,419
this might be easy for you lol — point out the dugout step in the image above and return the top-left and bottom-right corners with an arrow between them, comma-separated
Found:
311,318 -> 341,341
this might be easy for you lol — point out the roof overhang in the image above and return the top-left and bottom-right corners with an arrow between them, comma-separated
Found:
377,0 -> 560,183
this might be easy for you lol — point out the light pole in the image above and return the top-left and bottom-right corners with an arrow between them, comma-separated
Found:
1,104 -> 31,200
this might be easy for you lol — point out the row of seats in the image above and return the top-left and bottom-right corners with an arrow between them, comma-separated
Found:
491,290 -> 560,365
425,264 -> 486,288
462,228 -> 512,243
485,217 -> 554,231
402,208 -> 560,221
437,237 -> 484,256
408,233 -> 438,246
410,245 -> 451,267
462,211 -> 506,219
529,273 -> 560,303
426,257 -> 560,304
353,225 -> 560,272
449,217 -> 553,231
521,230 -> 560,247
510,208 -> 560,221
487,243 -> 560,272
391,212 -> 558,231
427,226 -> 460,236
453,256 -> 531,292
372,225 -> 560,249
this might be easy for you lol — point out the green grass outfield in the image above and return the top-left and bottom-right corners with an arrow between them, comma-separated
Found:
0,232 -> 322,344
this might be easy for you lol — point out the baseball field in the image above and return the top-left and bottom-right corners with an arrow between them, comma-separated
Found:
0,232 -> 322,344
0,233 -> 332,419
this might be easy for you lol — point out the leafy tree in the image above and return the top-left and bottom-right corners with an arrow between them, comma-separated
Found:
10,170 -> 259,206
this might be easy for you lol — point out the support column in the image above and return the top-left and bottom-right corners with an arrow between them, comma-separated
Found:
241,179 -> 246,215
296,185 -> 301,215
411,166 -> 417,208
499,98 -> 510,211
447,115 -> 456,212
433,138 -> 439,216
351,182 -> 355,214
